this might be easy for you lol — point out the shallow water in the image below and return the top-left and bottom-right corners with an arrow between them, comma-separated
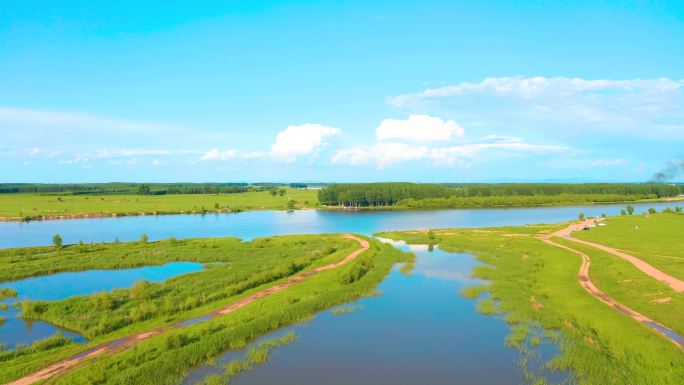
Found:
1,201 -> 678,381
182,241 -> 564,385
644,322 -> 684,344
0,262 -> 204,348
0,201 -> 676,248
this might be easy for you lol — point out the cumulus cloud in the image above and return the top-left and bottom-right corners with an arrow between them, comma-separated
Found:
387,76 -> 684,139
376,115 -> 464,142
270,123 -> 341,162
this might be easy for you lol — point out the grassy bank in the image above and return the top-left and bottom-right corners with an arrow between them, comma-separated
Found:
0,188 -> 319,221
573,212 -> 684,279
0,234 -> 412,384
378,214 -> 684,385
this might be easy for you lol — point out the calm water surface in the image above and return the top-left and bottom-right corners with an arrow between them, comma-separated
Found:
0,262 -> 203,348
0,201 -> 676,248
1,202 -> 678,382
183,241 -> 540,385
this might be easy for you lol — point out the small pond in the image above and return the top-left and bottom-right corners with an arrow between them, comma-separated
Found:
0,262 -> 204,348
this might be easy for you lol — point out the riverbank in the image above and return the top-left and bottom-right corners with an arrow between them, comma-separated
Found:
0,234 -> 412,384
377,212 -> 684,385
321,195 -> 684,212
0,189 -> 319,222
3,191 -> 683,223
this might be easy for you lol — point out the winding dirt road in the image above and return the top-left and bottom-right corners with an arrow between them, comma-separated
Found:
542,221 -> 683,349
551,220 -> 684,292
7,235 -> 370,385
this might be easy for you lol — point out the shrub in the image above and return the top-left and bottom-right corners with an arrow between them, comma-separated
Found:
130,280 -> 153,300
52,234 -> 63,249
337,255 -> 373,285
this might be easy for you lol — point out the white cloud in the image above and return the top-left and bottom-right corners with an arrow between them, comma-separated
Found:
333,143 -> 430,168
0,107 -> 186,141
591,158 -> 630,167
270,123 -> 341,162
387,76 -> 684,139
201,149 -> 238,161
25,147 -> 41,156
58,149 -> 198,165
389,76 -> 683,107
0,106 -> 251,163
332,136 -> 569,168
376,115 -> 464,143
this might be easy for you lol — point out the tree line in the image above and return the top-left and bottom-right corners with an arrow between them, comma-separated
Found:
318,183 -> 684,208
0,183 -> 281,196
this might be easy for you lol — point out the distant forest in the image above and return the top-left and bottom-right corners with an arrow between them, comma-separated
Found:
318,183 -> 684,208
0,183 -> 312,195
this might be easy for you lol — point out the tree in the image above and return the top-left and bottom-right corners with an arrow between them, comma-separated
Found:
627,205 -> 635,215
648,207 -> 656,214
52,234 -> 63,249
278,188 -> 286,197
270,190 -> 278,197
140,233 -> 149,243
620,209 -> 627,216
137,184 -> 151,195
287,200 -> 297,209
578,213 -> 585,221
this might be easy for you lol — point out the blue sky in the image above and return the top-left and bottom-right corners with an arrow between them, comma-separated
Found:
1,0 -> 683,183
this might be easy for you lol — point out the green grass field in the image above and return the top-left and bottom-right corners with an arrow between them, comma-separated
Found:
574,212 -> 684,280
0,234 -> 412,384
378,214 -> 684,385
0,189 -> 319,220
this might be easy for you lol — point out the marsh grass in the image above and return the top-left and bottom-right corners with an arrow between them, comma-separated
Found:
0,288 -> 17,300
476,298 -> 499,315
379,216 -> 684,385
0,237 -> 411,384
460,284 -> 487,299
331,304 -> 364,316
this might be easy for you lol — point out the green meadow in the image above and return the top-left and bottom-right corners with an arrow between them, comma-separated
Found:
378,212 -> 684,385
574,212 -> 684,279
0,188 -> 319,220
0,234 -> 412,384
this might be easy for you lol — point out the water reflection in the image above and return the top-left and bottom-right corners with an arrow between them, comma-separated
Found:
1,201 -> 678,248
0,262 -> 204,348
183,242 -> 541,385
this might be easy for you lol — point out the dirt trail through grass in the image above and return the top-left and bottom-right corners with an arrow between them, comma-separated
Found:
542,222 -> 684,348
554,219 -> 684,292
7,234 -> 369,385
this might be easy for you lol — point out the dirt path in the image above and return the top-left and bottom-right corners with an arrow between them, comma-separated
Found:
7,235 -> 370,385
542,223 -> 683,349
552,220 -> 684,292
